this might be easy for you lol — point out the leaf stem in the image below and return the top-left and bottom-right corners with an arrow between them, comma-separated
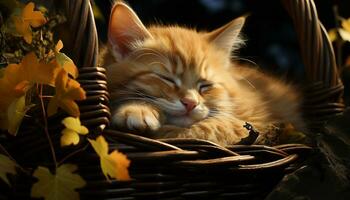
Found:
57,144 -> 89,166
39,84 -> 57,168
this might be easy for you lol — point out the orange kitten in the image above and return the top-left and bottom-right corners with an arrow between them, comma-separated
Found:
101,2 -> 305,146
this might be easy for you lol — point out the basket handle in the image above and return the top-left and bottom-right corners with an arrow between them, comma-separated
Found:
62,0 -> 98,68
282,0 -> 345,129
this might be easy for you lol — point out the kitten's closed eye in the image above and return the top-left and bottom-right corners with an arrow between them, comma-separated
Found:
198,82 -> 213,93
154,73 -> 177,86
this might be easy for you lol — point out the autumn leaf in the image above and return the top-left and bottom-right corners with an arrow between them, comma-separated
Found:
47,69 -> 86,117
60,117 -> 89,147
88,136 -> 131,181
342,18 -> 350,33
339,28 -> 350,42
13,2 -> 47,44
0,75 -> 29,119
0,154 -> 17,186
31,164 -> 86,200
330,18 -> 350,43
3,52 -> 60,87
0,52 -> 60,133
54,40 -> 78,79
328,28 -> 337,42
7,95 -> 35,135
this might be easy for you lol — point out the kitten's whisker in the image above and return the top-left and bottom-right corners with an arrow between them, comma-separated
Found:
138,47 -> 168,59
232,57 -> 260,68
148,61 -> 167,68
239,76 -> 256,89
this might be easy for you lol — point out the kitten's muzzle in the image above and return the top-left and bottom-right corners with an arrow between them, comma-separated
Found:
180,97 -> 198,113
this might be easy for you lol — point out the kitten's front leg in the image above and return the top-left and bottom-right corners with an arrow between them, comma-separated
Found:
159,118 -> 249,146
111,102 -> 163,133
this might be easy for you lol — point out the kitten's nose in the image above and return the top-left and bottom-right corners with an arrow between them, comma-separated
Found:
180,98 -> 198,112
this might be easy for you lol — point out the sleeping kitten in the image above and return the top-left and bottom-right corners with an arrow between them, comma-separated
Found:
100,2 -> 305,146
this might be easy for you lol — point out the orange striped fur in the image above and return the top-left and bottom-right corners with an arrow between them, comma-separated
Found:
101,2 -> 305,146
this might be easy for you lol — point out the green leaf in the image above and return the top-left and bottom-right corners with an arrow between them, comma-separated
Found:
31,164 -> 86,200
56,52 -> 72,68
56,52 -> 78,79
7,95 -> 34,136
0,154 -> 16,186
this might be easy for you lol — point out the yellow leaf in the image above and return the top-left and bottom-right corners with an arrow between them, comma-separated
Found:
54,40 -> 79,79
14,2 -> 47,44
22,2 -> 47,27
31,164 -> 86,200
0,154 -> 17,186
60,129 -> 80,146
7,95 -> 34,136
0,78 -> 20,129
55,40 -> 64,52
0,76 -> 30,110
14,16 -> 32,43
21,52 -> 61,86
341,18 -> 350,32
57,53 -> 78,79
60,117 -> 89,147
88,136 -> 131,181
339,28 -> 350,42
0,52 -> 60,133
47,70 -> 86,117
328,28 -> 338,42
4,52 -> 60,86
62,117 -> 88,134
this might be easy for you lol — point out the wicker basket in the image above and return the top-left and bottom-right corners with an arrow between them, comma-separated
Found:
0,0 -> 344,199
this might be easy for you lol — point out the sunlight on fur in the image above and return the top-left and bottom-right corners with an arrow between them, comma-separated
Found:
99,1 -> 305,146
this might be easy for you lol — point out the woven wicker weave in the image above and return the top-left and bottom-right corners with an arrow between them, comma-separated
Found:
0,0 -> 344,199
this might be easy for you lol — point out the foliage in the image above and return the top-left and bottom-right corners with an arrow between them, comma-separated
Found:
47,69 -> 86,117
61,117 -> 89,147
328,16 -> 350,72
329,18 -> 350,43
0,154 -> 16,186
0,1 -> 131,199
88,136 -> 131,181
31,164 -> 86,200
13,2 -> 47,44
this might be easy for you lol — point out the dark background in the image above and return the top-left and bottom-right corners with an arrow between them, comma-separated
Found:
93,0 -> 350,102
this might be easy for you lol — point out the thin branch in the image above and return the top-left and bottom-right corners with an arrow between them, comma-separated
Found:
58,143 -> 89,166
39,84 -> 57,168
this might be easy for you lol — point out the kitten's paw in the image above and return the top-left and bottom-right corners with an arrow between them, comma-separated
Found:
112,104 -> 161,132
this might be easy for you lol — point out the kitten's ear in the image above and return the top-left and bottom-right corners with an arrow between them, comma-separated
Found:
108,2 -> 152,60
206,17 -> 245,55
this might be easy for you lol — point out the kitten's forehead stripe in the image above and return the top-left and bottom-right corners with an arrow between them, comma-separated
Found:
199,59 -> 207,79
175,56 -> 184,75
